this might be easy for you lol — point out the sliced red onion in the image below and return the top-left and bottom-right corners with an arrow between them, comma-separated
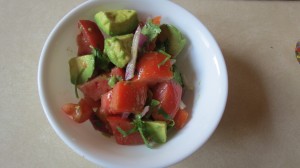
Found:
121,112 -> 131,119
140,106 -> 150,117
170,59 -> 176,65
125,26 -> 142,80
138,34 -> 148,49
179,100 -> 186,110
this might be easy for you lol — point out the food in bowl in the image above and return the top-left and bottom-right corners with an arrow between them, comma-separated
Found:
38,0 -> 228,167
61,9 -> 189,148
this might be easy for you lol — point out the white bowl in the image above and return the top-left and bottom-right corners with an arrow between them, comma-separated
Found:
38,0 -> 228,167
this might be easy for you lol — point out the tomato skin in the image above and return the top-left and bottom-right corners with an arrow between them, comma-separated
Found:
110,81 -> 148,114
99,90 -> 113,115
61,99 -> 93,123
77,20 -> 104,56
174,109 -> 189,130
83,95 -> 100,109
79,75 -> 111,101
107,116 -> 144,145
135,52 -> 173,85
90,112 -> 113,135
152,81 -> 183,121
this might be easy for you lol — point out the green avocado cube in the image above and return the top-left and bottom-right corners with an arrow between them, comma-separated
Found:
94,9 -> 138,36
158,24 -> 186,57
104,34 -> 133,68
69,54 -> 95,85
144,121 -> 167,143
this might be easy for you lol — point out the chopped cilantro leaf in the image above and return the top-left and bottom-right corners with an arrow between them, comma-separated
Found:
158,108 -> 175,129
173,65 -> 184,86
91,47 -> 110,71
141,20 -> 161,42
150,99 -> 160,107
158,50 -> 171,67
117,126 -> 137,137
108,76 -> 122,88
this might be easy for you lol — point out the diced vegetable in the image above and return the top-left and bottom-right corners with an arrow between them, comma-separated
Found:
135,52 -> 173,85
69,54 -> 95,85
110,81 -> 148,114
104,34 -> 133,68
151,81 -> 183,121
107,116 -> 144,145
77,20 -> 105,56
89,113 -> 112,135
61,98 -> 93,123
157,24 -> 186,57
125,26 -> 142,80
98,90 -> 113,115
174,109 -> 189,130
94,10 -> 138,36
78,74 -> 110,101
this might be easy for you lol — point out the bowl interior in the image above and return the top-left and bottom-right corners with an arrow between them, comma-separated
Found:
38,0 -> 228,168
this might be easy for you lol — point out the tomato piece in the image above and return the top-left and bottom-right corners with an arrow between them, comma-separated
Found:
90,112 -> 112,135
83,95 -> 100,109
99,90 -> 113,115
135,52 -> 173,85
79,75 -> 111,101
110,67 -> 125,80
111,81 -> 148,114
107,116 -> 144,145
61,99 -> 93,123
174,109 -> 189,130
151,81 -> 182,121
152,16 -> 161,25
77,20 -> 105,56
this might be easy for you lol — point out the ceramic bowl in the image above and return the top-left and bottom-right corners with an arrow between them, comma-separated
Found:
38,0 -> 228,167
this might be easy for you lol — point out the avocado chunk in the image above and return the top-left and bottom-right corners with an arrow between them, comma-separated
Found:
104,34 -> 133,68
69,54 -> 95,85
94,10 -> 138,36
144,121 -> 167,143
158,24 -> 186,57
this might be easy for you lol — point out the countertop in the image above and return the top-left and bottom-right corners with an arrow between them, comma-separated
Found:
1,0 -> 299,167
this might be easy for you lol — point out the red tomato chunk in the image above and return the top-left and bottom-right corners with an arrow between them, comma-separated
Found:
77,20 -> 104,56
110,81 -> 148,114
61,98 -> 93,123
107,116 -> 144,145
135,52 -> 173,85
99,90 -> 113,115
174,109 -> 189,130
152,81 -> 182,121
79,75 -> 110,101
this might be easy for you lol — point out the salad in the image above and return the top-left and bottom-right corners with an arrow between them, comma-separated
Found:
61,9 -> 189,148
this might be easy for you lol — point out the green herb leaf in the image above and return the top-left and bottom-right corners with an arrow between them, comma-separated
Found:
108,76 -> 122,88
172,65 -> 184,86
158,108 -> 175,129
158,108 -> 171,120
158,50 -> 171,68
141,19 -> 161,42
91,47 -> 110,71
150,99 -> 160,107
116,126 -> 137,137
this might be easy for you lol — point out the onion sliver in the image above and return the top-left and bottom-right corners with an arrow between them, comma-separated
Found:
125,26 -> 142,80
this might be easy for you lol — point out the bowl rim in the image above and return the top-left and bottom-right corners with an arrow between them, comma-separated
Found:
37,0 -> 228,167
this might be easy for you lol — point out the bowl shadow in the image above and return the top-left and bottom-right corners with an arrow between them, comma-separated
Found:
213,47 -> 273,144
